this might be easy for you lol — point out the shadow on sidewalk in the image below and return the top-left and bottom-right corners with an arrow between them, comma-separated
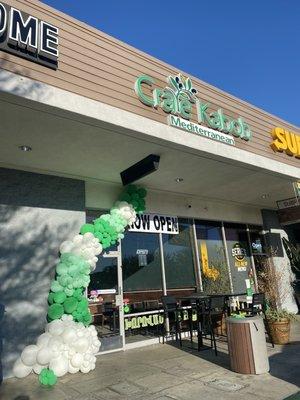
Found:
268,341 -> 300,387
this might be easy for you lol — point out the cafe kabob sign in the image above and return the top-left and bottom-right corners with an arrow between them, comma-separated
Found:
134,74 -> 252,146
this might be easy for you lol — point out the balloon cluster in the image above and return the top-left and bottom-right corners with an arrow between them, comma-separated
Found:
60,233 -> 102,271
47,252 -> 92,325
13,185 -> 147,386
119,185 -> 147,214
13,315 -> 100,381
80,187 -> 141,249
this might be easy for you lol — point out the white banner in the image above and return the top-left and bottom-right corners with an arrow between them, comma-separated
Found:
129,213 -> 179,234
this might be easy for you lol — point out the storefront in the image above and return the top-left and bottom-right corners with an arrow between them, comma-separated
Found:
0,0 -> 299,378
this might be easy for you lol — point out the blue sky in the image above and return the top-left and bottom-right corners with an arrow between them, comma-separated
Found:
43,0 -> 300,127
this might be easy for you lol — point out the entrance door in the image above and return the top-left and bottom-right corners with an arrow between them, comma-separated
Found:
88,246 -> 124,352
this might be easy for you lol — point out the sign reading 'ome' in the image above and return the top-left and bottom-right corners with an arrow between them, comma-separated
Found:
129,213 -> 179,234
0,3 -> 59,69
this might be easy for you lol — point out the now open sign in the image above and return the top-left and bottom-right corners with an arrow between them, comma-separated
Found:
129,213 -> 179,234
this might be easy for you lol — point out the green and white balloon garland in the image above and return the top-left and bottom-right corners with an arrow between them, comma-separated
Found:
13,185 -> 147,386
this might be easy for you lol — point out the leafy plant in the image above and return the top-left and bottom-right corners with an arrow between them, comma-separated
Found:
256,250 -> 293,311
265,308 -> 296,322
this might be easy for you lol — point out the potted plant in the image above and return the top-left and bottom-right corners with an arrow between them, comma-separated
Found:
256,251 -> 296,345
264,308 -> 295,345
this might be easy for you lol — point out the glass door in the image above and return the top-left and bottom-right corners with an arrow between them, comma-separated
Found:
87,247 -> 124,352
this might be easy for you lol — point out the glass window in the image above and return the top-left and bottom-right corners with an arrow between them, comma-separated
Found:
122,231 -> 162,291
162,218 -> 196,289
224,223 -> 251,293
195,220 -> 231,294
249,225 -> 266,255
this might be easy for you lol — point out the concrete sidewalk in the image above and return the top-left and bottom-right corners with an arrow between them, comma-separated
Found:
1,322 -> 299,400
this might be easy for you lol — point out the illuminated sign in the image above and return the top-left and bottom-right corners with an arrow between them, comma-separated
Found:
271,127 -> 300,158
0,3 -> 59,69
134,74 -> 252,143
231,243 -> 248,271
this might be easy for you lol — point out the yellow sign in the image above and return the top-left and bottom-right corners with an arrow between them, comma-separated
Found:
271,127 -> 300,158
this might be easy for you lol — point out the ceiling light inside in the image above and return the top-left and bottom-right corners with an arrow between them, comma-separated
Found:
18,145 -> 32,152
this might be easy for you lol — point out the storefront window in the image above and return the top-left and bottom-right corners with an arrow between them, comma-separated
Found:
122,231 -> 162,292
195,220 -> 231,294
224,223 -> 251,293
249,225 -> 266,255
162,218 -> 196,290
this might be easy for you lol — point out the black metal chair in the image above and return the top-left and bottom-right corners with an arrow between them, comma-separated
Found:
197,296 -> 226,355
161,295 -> 183,346
131,302 -> 144,313
143,300 -> 159,311
101,302 -> 117,333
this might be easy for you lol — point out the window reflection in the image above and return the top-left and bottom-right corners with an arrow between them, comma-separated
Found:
224,223 -> 250,293
122,231 -> 162,291
195,220 -> 230,294
162,219 -> 196,289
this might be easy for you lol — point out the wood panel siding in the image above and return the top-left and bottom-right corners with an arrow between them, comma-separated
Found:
1,0 -> 299,169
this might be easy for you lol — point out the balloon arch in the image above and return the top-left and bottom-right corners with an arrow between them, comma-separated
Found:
13,185 -> 147,386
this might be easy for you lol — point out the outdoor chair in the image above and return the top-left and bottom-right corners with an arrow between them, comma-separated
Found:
197,296 -> 226,355
131,302 -> 144,313
161,295 -> 183,346
143,300 -> 159,311
101,302 -> 117,333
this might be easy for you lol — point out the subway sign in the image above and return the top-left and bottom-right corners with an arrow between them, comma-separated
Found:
271,127 -> 300,159
0,3 -> 59,69
134,74 -> 252,144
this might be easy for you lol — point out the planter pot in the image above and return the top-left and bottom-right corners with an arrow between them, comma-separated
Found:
267,318 -> 290,345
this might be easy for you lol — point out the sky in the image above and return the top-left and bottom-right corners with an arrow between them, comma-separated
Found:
43,0 -> 300,127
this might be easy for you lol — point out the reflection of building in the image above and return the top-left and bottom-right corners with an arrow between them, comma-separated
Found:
0,0 -> 299,379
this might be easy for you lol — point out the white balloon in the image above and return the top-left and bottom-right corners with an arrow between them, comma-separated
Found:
68,362 -> 80,374
71,353 -> 84,368
13,358 -> 32,378
73,235 -> 83,245
74,337 -> 89,353
48,320 -> 64,336
21,345 -> 38,367
37,333 -> 51,348
33,364 -> 43,374
59,241 -> 73,253
62,327 -> 77,344
36,347 -> 52,365
49,356 -> 69,377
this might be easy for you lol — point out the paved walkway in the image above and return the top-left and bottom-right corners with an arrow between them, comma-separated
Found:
1,322 -> 299,400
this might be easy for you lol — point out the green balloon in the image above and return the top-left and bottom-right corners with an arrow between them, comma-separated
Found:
80,224 -> 95,234
53,291 -> 66,304
50,280 -> 63,293
63,297 -> 78,314
77,298 -> 88,312
73,288 -> 83,300
64,288 -> 74,297
39,368 -> 57,386
48,292 -> 55,305
48,304 -> 64,320
138,187 -> 147,198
